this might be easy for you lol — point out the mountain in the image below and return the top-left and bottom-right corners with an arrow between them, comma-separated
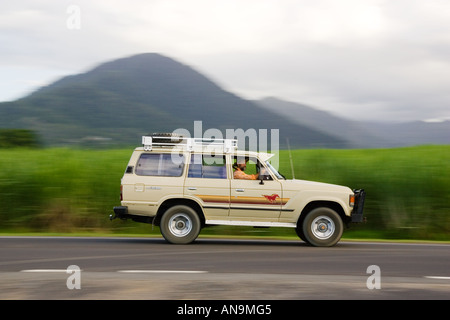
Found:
1,53 -> 447,149
256,97 -> 450,148
256,97 -> 381,148
363,120 -> 450,146
0,53 -> 347,148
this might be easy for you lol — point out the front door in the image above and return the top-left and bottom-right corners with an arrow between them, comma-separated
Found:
229,156 -> 283,221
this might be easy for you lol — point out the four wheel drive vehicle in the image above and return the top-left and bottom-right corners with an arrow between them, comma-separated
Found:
111,134 -> 365,247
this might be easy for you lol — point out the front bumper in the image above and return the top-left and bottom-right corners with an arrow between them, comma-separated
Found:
351,189 -> 366,223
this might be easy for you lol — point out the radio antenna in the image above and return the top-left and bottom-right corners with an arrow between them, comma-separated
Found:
286,138 -> 295,179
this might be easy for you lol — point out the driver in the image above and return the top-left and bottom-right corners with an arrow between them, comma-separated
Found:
233,157 -> 259,180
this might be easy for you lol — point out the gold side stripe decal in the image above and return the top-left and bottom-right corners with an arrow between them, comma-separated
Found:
196,194 -> 289,206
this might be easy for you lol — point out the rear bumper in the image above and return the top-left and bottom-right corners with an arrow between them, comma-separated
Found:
351,189 -> 366,223
110,206 -> 154,224
111,206 -> 128,219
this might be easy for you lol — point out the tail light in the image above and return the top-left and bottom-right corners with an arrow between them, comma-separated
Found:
120,185 -> 123,201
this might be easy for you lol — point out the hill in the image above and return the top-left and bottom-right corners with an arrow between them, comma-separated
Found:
256,97 -> 450,148
0,53 -> 347,149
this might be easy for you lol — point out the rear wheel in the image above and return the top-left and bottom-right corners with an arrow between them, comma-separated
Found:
160,205 -> 201,244
300,207 -> 343,247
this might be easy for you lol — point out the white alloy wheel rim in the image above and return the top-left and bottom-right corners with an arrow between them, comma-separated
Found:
168,213 -> 192,237
311,215 -> 335,240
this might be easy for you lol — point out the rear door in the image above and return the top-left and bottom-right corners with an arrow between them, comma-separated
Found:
184,153 -> 230,220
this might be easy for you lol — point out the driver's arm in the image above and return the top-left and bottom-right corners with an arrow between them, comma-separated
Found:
234,169 -> 258,180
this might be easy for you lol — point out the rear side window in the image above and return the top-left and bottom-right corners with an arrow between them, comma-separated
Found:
188,154 -> 227,179
135,153 -> 185,176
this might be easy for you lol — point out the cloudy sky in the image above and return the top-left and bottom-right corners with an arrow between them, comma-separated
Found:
1,0 -> 450,122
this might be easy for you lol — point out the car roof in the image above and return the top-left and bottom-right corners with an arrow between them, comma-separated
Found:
133,147 -> 274,161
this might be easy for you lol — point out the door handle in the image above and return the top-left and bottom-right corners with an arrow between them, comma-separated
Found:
187,187 -> 197,191
235,188 -> 245,192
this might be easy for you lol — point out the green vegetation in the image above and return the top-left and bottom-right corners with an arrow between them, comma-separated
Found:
0,145 -> 449,241
279,146 -> 450,241
0,148 -> 129,233
0,129 -> 40,148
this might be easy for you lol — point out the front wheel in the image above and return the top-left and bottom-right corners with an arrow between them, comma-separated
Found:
160,205 -> 201,244
300,207 -> 343,247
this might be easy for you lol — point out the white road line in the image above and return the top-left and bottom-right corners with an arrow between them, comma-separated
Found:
20,269 -> 207,274
424,276 -> 450,280
20,269 -> 70,273
117,270 -> 208,274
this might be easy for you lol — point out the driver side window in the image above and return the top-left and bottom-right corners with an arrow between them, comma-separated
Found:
232,156 -> 272,180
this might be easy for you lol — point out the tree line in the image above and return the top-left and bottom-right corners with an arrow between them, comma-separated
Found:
0,129 -> 40,148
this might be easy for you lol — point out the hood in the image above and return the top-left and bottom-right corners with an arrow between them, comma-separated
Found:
282,179 -> 352,193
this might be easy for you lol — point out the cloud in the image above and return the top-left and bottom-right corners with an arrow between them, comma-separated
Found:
1,0 -> 450,122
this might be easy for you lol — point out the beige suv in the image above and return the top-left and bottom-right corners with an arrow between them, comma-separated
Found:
111,134 -> 365,247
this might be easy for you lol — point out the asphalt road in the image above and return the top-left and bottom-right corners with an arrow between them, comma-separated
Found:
0,236 -> 449,300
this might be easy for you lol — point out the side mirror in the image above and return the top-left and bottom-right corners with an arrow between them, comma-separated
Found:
259,173 -> 271,184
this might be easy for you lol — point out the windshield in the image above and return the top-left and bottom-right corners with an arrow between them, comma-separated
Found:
265,160 -> 285,180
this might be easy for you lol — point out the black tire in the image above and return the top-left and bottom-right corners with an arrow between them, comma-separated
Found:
301,207 -> 343,247
160,205 -> 201,244
295,224 -> 307,243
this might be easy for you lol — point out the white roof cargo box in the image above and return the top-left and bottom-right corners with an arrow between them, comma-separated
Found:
142,134 -> 238,153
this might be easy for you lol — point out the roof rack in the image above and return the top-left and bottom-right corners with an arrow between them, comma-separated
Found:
142,134 -> 238,153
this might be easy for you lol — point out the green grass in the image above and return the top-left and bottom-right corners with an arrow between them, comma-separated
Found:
278,146 -> 450,241
0,145 -> 449,241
